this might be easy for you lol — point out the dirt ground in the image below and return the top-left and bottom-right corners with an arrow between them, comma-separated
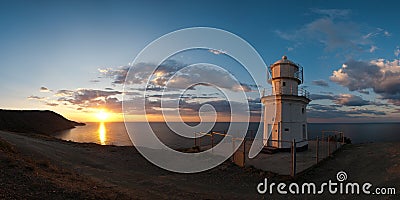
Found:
0,130 -> 398,199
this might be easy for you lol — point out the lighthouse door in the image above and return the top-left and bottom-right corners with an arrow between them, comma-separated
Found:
271,122 -> 280,148
265,123 -> 272,146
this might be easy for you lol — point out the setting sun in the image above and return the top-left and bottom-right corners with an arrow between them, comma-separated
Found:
96,110 -> 109,121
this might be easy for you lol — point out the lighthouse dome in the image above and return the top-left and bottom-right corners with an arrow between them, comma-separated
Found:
272,55 -> 297,66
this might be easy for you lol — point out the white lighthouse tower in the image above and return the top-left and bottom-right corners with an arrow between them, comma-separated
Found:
262,56 -> 311,151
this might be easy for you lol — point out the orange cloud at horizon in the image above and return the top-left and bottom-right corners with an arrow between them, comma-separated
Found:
65,110 -> 261,123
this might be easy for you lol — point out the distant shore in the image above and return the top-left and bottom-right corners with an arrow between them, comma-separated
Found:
0,130 -> 398,199
0,109 -> 85,135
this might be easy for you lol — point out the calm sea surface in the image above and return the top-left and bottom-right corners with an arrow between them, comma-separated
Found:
54,122 -> 400,147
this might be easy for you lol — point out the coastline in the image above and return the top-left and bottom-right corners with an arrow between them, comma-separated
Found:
0,130 -> 398,199
0,109 -> 85,135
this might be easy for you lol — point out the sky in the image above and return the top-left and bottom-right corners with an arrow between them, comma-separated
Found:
0,0 -> 399,122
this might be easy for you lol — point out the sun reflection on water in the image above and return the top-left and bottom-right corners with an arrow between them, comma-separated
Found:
98,122 -> 107,145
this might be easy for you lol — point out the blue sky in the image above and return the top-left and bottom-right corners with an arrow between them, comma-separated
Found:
0,0 -> 399,122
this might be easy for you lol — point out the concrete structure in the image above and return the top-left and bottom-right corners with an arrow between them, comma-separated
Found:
262,56 -> 311,150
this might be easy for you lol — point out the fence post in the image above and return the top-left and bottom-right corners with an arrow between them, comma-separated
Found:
243,138 -> 246,167
316,136 -> 319,164
327,136 -> 330,157
199,132 -> 202,150
334,134 -> 337,152
211,132 -> 214,152
291,139 -> 296,177
232,137 -> 235,162
194,132 -> 197,147
342,132 -> 345,144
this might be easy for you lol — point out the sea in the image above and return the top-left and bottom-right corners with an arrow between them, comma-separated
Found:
54,122 -> 400,147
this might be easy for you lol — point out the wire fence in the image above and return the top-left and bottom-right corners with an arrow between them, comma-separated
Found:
192,130 -> 347,176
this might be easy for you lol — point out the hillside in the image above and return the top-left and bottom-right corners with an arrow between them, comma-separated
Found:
0,110 -> 85,135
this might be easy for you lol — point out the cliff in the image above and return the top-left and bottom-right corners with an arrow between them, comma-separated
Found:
0,109 -> 85,135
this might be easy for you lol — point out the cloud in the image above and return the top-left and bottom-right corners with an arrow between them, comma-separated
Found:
358,89 -> 370,95
120,91 -> 261,119
395,46 -> 400,57
55,90 -> 74,97
311,8 -> 351,19
208,49 -> 226,55
363,28 -> 391,39
304,18 -> 360,51
392,108 -> 400,113
234,83 -> 254,92
99,60 -> 184,86
45,102 -> 58,107
275,17 -> 360,51
162,98 -> 261,118
312,80 -> 329,87
334,94 -> 370,106
163,64 -> 255,92
27,95 -> 44,100
275,9 -> 388,53
369,45 -> 378,53
310,93 -> 377,107
99,66 -> 130,84
103,97 -> 123,113
308,104 -> 385,119
56,89 -> 122,112
40,59 -> 260,118
310,94 -> 335,100
101,60 -> 256,93
40,86 -> 50,92
330,59 -> 400,105
147,92 -> 220,100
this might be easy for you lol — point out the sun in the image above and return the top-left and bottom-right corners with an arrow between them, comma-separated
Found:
96,110 -> 109,122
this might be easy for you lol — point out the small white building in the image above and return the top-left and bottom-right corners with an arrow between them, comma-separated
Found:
262,56 -> 311,151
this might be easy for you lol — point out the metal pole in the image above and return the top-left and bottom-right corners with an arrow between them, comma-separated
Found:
291,139 -> 296,177
334,134 -> 337,152
194,132 -> 197,147
211,132 -> 214,152
232,137 -> 235,162
328,136 -> 330,157
342,132 -> 345,144
199,133 -> 201,149
316,136 -> 319,164
243,138 -> 246,166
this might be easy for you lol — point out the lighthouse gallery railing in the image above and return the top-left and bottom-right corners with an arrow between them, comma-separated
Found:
262,87 -> 310,99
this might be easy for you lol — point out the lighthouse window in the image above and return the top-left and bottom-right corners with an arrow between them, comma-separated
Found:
282,82 -> 286,86
284,128 -> 289,131
302,107 -> 305,114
